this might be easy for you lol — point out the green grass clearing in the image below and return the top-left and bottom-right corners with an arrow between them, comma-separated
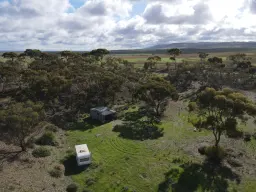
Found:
66,110 -> 214,192
65,105 -> 256,192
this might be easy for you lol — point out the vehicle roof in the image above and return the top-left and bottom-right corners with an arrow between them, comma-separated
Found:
75,144 -> 90,157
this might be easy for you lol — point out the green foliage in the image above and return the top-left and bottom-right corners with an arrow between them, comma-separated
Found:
36,131 -> 57,146
208,56 -> 223,64
45,124 -> 58,132
49,165 -> 63,178
0,101 -> 45,151
228,53 -> 252,70
89,48 -> 110,61
26,136 -> 36,149
135,76 -> 178,116
198,52 -> 209,60
24,49 -> 42,58
32,147 -> 51,158
21,69 -> 71,101
190,87 -> 256,147
167,48 -> 182,57
2,52 -> 18,61
66,184 -> 78,192
144,56 -> 162,69
60,50 -> 74,60
167,48 -> 182,69
188,102 -> 197,112
103,56 -> 122,70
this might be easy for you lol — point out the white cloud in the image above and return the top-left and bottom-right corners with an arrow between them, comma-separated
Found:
0,0 -> 256,50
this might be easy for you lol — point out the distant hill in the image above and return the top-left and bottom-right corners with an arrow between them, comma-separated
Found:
1,42 -> 256,55
147,42 -> 256,50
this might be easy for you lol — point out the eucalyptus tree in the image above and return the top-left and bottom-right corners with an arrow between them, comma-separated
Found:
189,88 -> 256,148
167,48 -> 182,70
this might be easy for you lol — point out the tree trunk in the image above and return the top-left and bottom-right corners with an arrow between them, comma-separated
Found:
213,130 -> 221,148
213,128 -> 220,148
156,103 -> 160,117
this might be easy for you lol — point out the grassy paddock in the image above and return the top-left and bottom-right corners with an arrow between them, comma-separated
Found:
66,104 -> 256,192
110,51 -> 256,67
66,106 -> 212,192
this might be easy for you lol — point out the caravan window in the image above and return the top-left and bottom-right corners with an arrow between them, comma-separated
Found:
80,157 -> 90,162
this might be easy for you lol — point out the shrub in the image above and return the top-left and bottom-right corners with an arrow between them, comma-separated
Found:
85,178 -> 97,186
204,146 -> 226,163
49,165 -> 63,178
243,133 -> 251,142
172,157 -> 183,163
198,146 -> 206,155
32,147 -> 51,158
26,136 -> 36,149
45,124 -> 58,132
188,102 -> 197,112
66,184 -> 78,192
36,131 -> 57,146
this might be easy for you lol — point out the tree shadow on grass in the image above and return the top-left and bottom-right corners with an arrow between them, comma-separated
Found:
66,117 -> 103,131
114,106 -> 163,140
61,154 -> 89,176
158,160 -> 240,192
113,120 -> 163,140
122,110 -> 145,122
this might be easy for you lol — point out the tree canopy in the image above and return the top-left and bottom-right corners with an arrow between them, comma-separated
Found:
144,56 -> 162,70
89,48 -> 110,61
24,49 -> 42,58
2,52 -> 18,61
0,101 -> 45,151
167,48 -> 182,69
135,76 -> 178,116
189,87 -> 256,147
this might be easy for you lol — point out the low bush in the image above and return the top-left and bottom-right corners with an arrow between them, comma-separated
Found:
188,102 -> 197,112
66,184 -> 78,192
243,133 -> 251,142
26,136 -> 36,149
198,146 -> 206,155
32,147 -> 51,158
36,131 -> 57,146
85,177 -> 97,186
49,165 -> 63,178
204,146 -> 226,163
45,124 -> 58,132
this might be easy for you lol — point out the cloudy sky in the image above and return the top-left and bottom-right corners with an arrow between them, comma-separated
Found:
0,0 -> 256,50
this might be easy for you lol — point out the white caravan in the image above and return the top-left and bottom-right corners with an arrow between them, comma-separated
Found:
75,144 -> 92,166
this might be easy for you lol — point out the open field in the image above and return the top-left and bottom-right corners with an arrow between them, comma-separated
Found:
66,103 -> 256,192
111,51 -> 256,68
